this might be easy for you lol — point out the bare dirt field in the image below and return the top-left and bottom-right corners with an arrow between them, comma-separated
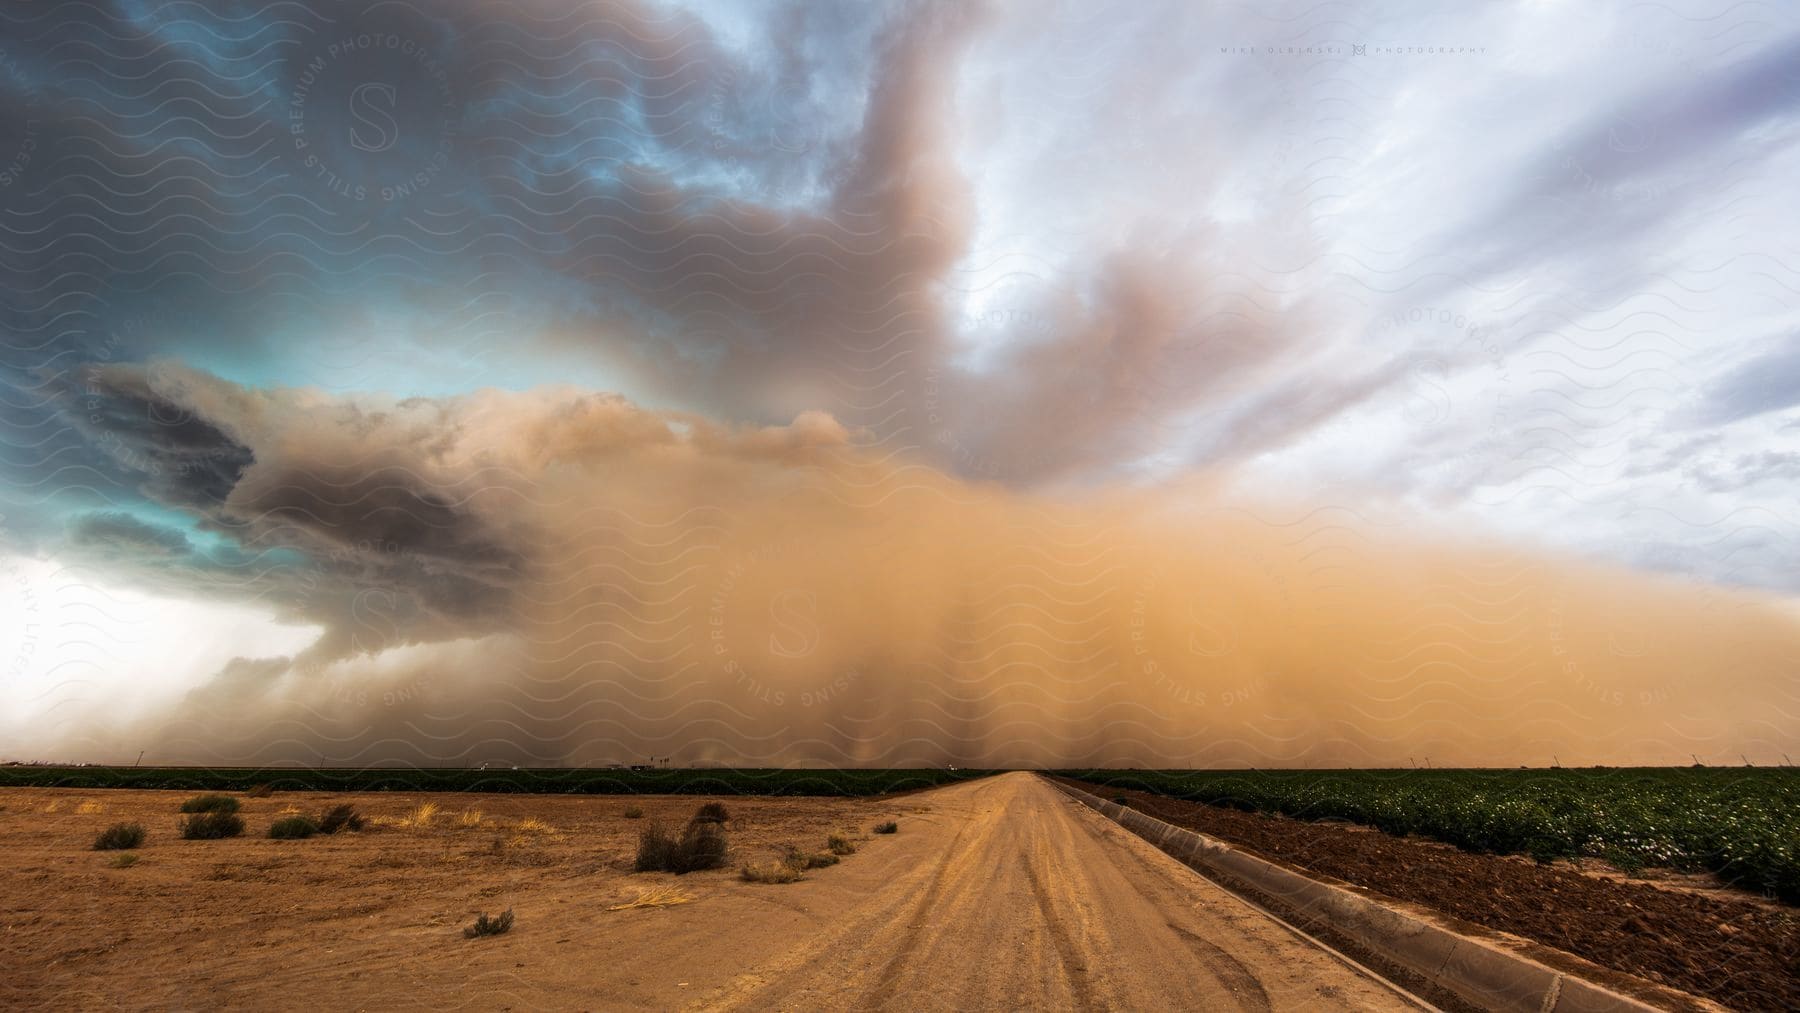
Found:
2,772 -> 1427,1011
1064,778 -> 1798,1011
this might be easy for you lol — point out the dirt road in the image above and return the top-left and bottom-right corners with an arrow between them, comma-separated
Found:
699,772 -> 1419,1011
3,773 -> 1422,1010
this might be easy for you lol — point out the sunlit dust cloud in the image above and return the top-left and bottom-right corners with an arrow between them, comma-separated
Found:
12,363 -> 1797,768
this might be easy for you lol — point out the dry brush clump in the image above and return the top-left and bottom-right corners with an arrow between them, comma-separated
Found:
873,821 -> 898,834
269,816 -> 319,839
464,908 -> 514,938
93,822 -> 145,850
317,804 -> 365,834
109,853 -> 140,869
634,803 -> 730,874
622,805 -> 644,819
179,810 -> 245,840
827,833 -> 857,856
179,794 -> 241,815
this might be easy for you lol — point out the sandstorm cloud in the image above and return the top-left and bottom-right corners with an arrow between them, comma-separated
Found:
14,364 -> 1796,768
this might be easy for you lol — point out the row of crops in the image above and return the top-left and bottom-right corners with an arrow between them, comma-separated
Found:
1057,767 -> 1800,902
0,765 -> 990,797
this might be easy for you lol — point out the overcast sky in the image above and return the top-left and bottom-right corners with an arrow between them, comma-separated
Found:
1,0 -> 1796,765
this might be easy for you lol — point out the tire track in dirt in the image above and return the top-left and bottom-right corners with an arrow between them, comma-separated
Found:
1166,922 -> 1274,1013
859,785 -> 1003,1004
1018,850 -> 1105,1010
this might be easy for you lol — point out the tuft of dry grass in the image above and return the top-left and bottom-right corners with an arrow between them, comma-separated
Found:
109,853 -> 140,869
622,805 -> 645,819
378,802 -> 440,829
827,833 -> 857,856
76,800 -> 104,815
742,845 -> 818,883
607,885 -> 696,911
41,800 -> 62,814
740,860 -> 803,884
458,807 -> 485,828
514,817 -> 555,833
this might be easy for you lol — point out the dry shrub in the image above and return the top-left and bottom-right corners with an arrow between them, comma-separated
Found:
635,819 -> 727,874
317,804 -> 365,834
269,816 -> 319,839
180,811 -> 245,839
179,795 -> 240,815
827,833 -> 856,856
873,821 -> 898,834
464,908 -> 514,938
93,822 -> 145,850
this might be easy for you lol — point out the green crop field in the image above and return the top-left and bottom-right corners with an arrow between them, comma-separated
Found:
1058,767 -> 1800,902
0,765 -> 990,797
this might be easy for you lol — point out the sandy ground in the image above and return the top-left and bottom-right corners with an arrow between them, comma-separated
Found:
2,772 -> 1420,1011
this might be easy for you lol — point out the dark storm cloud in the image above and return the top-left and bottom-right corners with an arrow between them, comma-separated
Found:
35,362 -> 521,657
51,364 -> 254,510
0,0 -> 993,459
